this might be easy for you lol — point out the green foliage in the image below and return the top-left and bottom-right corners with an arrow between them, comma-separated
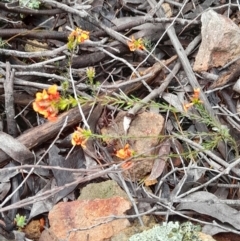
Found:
142,38 -> 154,52
0,37 -> 10,49
61,81 -> 69,93
86,67 -> 95,85
67,39 -> 77,51
60,81 -> 70,98
96,94 -> 179,112
14,214 -> 27,229
187,103 -> 238,153
19,0 -> 40,9
58,96 -> 78,111
128,221 -> 201,241
0,38 -> 7,48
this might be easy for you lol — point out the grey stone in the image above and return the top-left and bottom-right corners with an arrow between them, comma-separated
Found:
78,180 -> 129,201
194,10 -> 240,72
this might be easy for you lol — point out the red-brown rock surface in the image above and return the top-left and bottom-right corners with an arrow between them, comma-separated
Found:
45,197 -> 131,241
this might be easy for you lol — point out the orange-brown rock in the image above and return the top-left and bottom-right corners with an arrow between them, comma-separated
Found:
47,197 -> 131,241
23,219 -> 42,240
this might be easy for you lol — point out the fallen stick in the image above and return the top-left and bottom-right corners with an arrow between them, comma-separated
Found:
0,105 -> 92,166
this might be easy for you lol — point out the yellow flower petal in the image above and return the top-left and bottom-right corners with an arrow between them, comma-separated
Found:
32,102 -> 38,112
116,149 -> 126,159
48,85 -> 58,95
183,103 -> 194,112
116,144 -> 134,160
71,127 -> 90,148
127,36 -> 145,52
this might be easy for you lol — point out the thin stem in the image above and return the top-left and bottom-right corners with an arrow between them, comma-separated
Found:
69,65 -> 90,130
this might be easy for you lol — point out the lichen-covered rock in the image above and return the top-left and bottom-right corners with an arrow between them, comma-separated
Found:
111,215 -> 157,241
78,180 -> 129,201
128,221 -> 212,241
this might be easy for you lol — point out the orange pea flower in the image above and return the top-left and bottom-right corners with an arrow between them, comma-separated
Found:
68,28 -> 89,42
116,144 -> 134,160
47,85 -> 60,100
77,30 -> 90,43
183,88 -> 203,112
68,28 -> 90,50
127,36 -> 145,51
183,102 -> 194,112
71,127 -> 92,148
33,85 -> 60,121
